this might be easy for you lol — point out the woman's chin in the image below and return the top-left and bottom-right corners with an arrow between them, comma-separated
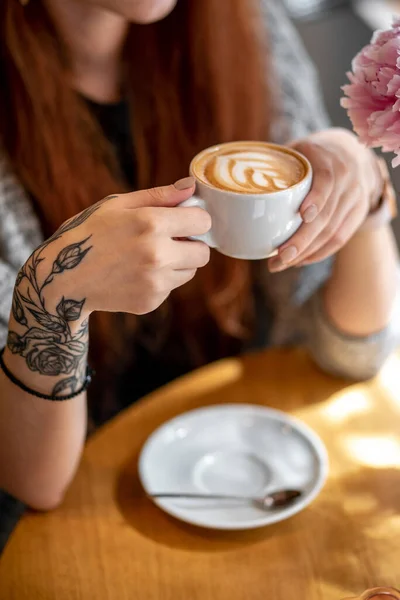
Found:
105,0 -> 178,24
133,0 -> 178,23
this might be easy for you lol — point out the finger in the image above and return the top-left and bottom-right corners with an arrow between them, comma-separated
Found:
289,189 -> 360,266
271,172 -> 357,271
120,177 -> 196,209
268,197 -> 340,270
267,152 -> 341,269
294,200 -> 363,266
269,190 -> 359,272
292,141 -> 335,222
135,206 -> 212,238
171,240 -> 211,269
170,268 -> 197,290
294,185 -> 367,264
295,206 -> 360,266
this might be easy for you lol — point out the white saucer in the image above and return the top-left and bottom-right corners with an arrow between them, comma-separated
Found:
138,404 -> 328,530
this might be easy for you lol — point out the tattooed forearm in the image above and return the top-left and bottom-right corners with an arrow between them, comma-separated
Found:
7,238 -> 90,395
7,195 -> 117,396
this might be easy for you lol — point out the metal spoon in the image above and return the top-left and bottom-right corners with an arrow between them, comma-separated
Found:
149,488 -> 302,510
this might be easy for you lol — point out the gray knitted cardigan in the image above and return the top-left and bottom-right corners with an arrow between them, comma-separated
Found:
0,0 -> 399,381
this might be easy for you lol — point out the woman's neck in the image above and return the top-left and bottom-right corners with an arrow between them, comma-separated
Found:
44,0 -> 129,103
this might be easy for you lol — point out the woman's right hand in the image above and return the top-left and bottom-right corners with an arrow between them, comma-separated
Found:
5,176 -> 209,398
45,177 -> 211,318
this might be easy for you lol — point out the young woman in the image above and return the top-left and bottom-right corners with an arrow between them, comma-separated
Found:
0,0 -> 398,512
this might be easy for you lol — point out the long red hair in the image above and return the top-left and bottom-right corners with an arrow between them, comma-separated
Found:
0,0 -> 272,399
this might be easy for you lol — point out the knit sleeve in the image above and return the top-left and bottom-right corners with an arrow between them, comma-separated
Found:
268,260 -> 400,380
0,153 -> 43,346
303,279 -> 400,380
260,0 -> 331,141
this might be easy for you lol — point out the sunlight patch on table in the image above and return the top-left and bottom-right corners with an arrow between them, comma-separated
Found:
321,390 -> 370,424
343,435 -> 400,468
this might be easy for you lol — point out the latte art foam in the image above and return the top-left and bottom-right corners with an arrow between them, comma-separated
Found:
193,143 -> 306,194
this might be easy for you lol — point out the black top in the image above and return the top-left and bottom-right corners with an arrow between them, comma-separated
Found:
86,98 -> 136,189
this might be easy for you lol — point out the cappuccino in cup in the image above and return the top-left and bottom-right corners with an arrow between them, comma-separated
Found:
192,142 -> 306,194
180,141 -> 312,260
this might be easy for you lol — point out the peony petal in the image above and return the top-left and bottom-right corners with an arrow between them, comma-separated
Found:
369,109 -> 399,136
371,29 -> 392,45
342,84 -> 389,109
376,38 -> 400,66
342,20 -> 400,165
378,68 -> 400,95
386,119 -> 400,133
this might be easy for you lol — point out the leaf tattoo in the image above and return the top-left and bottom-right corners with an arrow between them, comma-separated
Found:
26,308 -> 67,333
12,292 -> 28,327
56,298 -> 85,322
7,331 -> 26,354
6,194 -> 117,395
23,328 -> 61,342
15,268 -> 25,287
52,377 -> 78,396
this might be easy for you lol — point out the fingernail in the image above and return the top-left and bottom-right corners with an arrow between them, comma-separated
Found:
302,204 -> 318,223
269,261 -> 284,273
174,176 -> 195,190
280,246 -> 297,264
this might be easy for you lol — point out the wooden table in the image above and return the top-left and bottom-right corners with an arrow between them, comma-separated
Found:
1,348 -> 400,600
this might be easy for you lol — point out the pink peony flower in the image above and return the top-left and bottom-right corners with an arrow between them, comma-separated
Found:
341,18 -> 400,167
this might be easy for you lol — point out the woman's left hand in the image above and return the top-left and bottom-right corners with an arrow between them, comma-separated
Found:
268,128 -> 383,272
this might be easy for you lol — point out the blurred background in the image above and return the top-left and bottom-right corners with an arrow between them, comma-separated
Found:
283,0 -> 400,237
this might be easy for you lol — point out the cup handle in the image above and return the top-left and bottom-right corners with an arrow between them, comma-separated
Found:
178,196 -> 217,248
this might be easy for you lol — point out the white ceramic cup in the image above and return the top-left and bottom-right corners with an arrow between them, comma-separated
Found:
180,141 -> 313,260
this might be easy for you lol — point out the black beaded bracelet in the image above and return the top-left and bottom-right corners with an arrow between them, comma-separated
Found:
0,347 -> 94,401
